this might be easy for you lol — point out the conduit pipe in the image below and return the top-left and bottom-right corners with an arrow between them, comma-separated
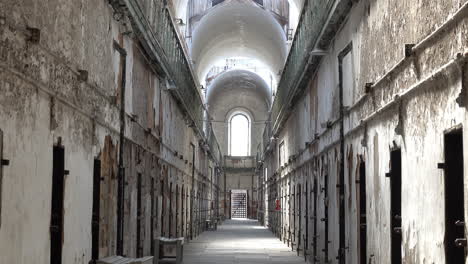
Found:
113,40 -> 127,256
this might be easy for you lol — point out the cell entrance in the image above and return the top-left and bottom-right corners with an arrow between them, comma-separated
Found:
91,159 -> 101,262
358,159 -> 367,264
231,190 -> 247,219
51,145 -> 65,264
389,149 -> 402,264
444,129 -> 466,263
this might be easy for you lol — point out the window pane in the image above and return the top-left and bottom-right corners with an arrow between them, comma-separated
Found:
230,115 -> 249,156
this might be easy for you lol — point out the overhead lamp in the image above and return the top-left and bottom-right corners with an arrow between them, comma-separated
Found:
310,49 -> 328,56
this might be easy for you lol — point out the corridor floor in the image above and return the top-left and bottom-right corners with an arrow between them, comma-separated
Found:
181,219 -> 305,264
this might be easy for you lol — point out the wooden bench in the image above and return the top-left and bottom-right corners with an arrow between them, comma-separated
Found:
154,237 -> 184,264
97,256 -> 153,264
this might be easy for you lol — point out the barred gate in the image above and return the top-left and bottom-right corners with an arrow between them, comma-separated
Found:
231,191 -> 247,219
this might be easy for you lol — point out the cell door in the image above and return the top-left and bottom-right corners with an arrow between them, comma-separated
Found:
389,149 -> 402,264
358,159 -> 367,264
297,184 -> 302,254
51,145 -> 66,264
91,159 -> 101,262
444,129 -> 466,263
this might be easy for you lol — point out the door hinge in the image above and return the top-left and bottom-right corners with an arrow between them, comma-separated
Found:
438,163 -> 446,169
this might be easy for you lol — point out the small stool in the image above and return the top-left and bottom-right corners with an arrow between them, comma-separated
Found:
153,237 -> 184,264
97,256 -> 153,264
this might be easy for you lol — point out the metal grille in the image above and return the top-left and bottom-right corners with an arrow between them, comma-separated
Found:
124,0 -> 204,135
231,192 -> 247,219
270,0 -> 353,133
113,0 -> 223,164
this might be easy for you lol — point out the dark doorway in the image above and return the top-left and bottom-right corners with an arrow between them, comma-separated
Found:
186,187 -> 189,238
91,159 -> 101,262
169,182 -> 173,238
305,182 -> 309,261
297,184 -> 302,254
181,187 -> 185,238
150,177 -> 155,254
390,149 -> 402,264
444,129 -> 466,263
313,178 -> 318,263
136,173 -> 142,257
160,179 -> 165,237
324,173 -> 329,262
358,158 -> 367,264
293,184 -> 296,249
51,145 -> 66,264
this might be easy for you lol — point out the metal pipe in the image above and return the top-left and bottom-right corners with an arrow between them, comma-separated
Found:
337,43 -> 352,264
113,40 -> 127,256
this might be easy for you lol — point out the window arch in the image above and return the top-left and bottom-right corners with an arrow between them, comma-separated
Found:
228,112 -> 251,156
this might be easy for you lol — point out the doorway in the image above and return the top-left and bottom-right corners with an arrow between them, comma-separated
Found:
358,158 -> 367,264
231,190 -> 247,219
91,159 -> 101,262
51,145 -> 66,264
389,149 -> 402,264
444,129 -> 466,263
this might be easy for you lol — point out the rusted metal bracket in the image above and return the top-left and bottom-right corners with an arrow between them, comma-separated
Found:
405,44 -> 415,57
78,70 -> 88,82
455,238 -> 467,248
456,60 -> 467,108
365,82 -> 374,94
26,27 -> 40,43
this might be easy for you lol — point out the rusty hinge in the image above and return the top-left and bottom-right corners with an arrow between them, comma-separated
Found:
1,159 -> 9,166
455,238 -> 467,248
405,44 -> 415,57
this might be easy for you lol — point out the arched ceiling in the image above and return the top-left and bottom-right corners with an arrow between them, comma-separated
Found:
207,69 -> 271,119
190,0 -> 288,82
170,0 -> 304,21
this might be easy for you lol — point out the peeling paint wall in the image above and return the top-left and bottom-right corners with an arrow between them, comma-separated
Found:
0,0 -> 221,263
260,0 -> 468,263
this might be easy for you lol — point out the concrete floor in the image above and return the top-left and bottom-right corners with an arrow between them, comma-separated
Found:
180,219 -> 305,264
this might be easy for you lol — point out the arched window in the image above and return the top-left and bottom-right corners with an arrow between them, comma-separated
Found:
229,113 -> 250,156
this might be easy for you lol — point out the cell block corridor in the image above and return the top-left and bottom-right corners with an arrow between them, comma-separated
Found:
0,0 -> 468,263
